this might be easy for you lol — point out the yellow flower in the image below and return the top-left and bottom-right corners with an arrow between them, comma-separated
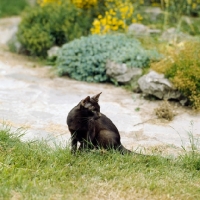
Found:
71,0 -> 97,9
38,0 -> 61,6
132,18 -> 137,23
98,15 -> 102,19
137,14 -> 143,21
192,3 -> 197,9
93,19 -> 100,26
91,0 -> 142,35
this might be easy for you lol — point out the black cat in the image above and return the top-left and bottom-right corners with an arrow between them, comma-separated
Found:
67,92 -> 131,154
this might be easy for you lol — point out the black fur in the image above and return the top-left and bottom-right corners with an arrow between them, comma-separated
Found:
67,92 -> 131,154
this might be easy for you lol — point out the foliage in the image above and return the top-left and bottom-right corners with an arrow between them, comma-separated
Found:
0,0 -> 28,18
91,0 -> 143,34
132,0 -> 200,36
180,16 -> 200,35
17,2 -> 92,57
71,0 -> 98,9
1,127 -> 200,199
162,0 -> 200,17
154,100 -> 175,121
57,34 -> 160,82
141,0 -> 200,16
38,0 -> 98,8
37,0 -> 62,6
151,41 -> 200,110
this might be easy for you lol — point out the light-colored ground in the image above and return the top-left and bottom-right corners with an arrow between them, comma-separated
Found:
0,17 -> 199,156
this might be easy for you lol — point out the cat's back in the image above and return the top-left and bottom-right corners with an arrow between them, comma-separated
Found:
66,104 -> 80,128
96,113 -> 119,133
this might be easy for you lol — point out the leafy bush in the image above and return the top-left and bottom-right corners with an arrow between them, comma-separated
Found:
57,34 -> 160,82
152,41 -> 200,110
17,2 -> 92,57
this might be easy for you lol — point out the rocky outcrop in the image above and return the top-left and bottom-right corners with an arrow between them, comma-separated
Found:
47,46 -> 60,59
138,70 -> 182,100
161,28 -> 192,43
128,23 -> 161,36
106,60 -> 142,84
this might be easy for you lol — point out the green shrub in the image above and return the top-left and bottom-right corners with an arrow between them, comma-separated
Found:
56,34 -> 160,83
181,17 -> 200,36
17,2 -> 92,57
0,0 -> 28,18
152,41 -> 200,110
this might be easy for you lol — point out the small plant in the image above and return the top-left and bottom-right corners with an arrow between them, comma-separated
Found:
135,107 -> 140,112
154,100 -> 175,121
56,34 -> 160,82
17,1 -> 92,57
152,41 -> 200,110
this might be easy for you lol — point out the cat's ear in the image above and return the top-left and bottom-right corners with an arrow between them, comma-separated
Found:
81,96 -> 91,108
91,92 -> 102,103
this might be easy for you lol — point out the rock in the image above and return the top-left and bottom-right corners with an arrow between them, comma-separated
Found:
144,7 -> 163,22
7,34 -> 22,53
138,70 -> 182,100
4,18 -> 23,53
47,46 -> 60,59
128,23 -> 161,36
0,17 -> 21,45
128,23 -> 150,35
27,0 -> 37,6
161,28 -> 192,43
106,60 -> 142,83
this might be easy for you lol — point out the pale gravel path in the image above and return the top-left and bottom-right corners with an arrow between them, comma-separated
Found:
0,17 -> 199,155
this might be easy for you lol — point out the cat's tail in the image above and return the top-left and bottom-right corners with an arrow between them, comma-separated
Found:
119,145 -> 146,156
118,145 -> 132,154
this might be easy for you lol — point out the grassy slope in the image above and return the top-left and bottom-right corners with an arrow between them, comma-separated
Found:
0,127 -> 200,200
0,0 -> 28,18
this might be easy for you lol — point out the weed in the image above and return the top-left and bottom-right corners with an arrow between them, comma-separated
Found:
154,100 -> 175,121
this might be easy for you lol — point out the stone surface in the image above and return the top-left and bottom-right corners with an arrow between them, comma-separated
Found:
144,7 -> 163,22
0,17 -> 21,46
161,28 -> 192,43
7,34 -> 22,53
128,23 -> 161,35
106,60 -> 142,83
0,17 -> 200,155
0,54 -> 200,155
128,23 -> 150,35
138,70 -> 182,100
47,46 -> 60,58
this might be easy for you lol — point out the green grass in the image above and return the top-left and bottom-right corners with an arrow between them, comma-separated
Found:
0,127 -> 200,200
0,0 -> 29,18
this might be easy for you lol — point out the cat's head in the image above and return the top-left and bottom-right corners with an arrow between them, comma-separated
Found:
80,92 -> 102,120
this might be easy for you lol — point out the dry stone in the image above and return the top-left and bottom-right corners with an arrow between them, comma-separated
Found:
138,70 -> 182,100
106,60 -> 142,83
